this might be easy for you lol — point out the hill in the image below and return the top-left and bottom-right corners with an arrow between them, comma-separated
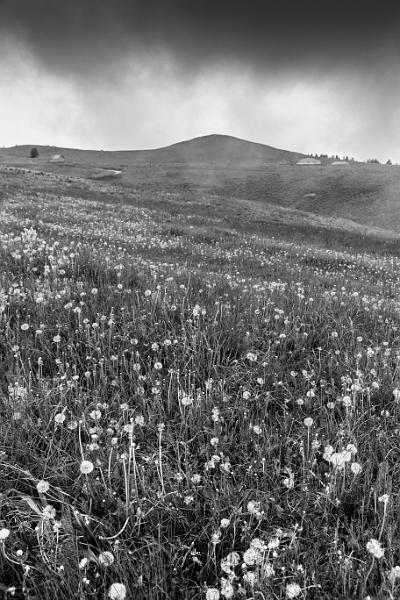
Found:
0,134 -> 305,166
3,134 -> 400,241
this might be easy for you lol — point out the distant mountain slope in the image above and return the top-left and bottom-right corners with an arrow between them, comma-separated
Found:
142,134 -> 305,164
0,134 -> 305,166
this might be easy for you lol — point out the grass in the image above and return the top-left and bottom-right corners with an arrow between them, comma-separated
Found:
2,164 -> 400,599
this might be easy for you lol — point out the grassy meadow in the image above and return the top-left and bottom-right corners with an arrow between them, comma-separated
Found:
2,159 -> 400,599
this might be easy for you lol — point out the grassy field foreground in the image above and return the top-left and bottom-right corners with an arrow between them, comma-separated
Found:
2,170 -> 400,599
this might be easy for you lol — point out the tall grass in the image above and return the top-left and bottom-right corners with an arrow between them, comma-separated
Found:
2,181 -> 400,599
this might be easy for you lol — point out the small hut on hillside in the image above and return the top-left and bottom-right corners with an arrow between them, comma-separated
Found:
331,161 -> 349,166
49,154 -> 65,163
296,157 -> 321,165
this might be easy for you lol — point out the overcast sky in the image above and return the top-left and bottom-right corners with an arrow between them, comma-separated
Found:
1,1 -> 399,162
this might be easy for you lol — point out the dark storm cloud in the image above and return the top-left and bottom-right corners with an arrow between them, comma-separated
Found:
1,0 -> 399,76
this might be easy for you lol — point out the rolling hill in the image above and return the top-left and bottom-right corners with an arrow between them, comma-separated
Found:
0,134 -> 305,166
2,134 -> 400,245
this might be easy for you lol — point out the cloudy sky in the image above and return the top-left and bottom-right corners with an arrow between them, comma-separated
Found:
1,1 -> 399,161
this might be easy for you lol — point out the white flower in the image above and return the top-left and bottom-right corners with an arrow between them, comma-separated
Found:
98,551 -> 115,566
0,528 -> 10,541
303,417 -> 313,427
351,462 -> 361,474
243,547 -> 262,566
378,494 -> 390,505
220,578 -> 234,599
247,500 -> 261,514
328,452 -> 345,469
206,589 -> 220,600
342,395 -> 352,407
388,566 -> 400,585
36,480 -> 50,494
246,352 -> 257,362
220,518 -> 230,529
42,505 -> 56,520
243,571 -> 257,586
108,583 -> 127,600
286,582 -> 302,598
250,538 -> 267,551
80,460 -> 94,475
366,538 -> 385,559
262,562 -> 275,577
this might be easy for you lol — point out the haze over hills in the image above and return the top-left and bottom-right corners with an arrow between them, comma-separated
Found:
2,133 -> 400,247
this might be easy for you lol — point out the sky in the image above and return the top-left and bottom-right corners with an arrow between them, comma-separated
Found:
1,1 -> 399,162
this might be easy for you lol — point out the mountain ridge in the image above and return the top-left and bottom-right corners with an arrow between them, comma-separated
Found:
0,134 -> 305,165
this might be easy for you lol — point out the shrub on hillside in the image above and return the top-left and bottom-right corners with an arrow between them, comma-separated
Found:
30,147 -> 39,158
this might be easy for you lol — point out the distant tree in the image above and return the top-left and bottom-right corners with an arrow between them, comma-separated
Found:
367,158 -> 380,164
386,159 -> 393,165
30,147 -> 39,158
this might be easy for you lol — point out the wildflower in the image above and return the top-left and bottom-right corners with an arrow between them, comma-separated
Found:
36,480 -> 50,494
283,469 -> 295,489
242,391 -> 251,400
346,443 -> 357,455
20,323 -> 29,331
206,589 -> 220,600
366,538 -> 385,559
135,415 -> 145,426
53,335 -> 61,343
246,352 -> 257,362
89,410 -> 102,420
342,395 -> 352,408
220,518 -> 230,528
388,566 -> 400,585
0,528 -> 10,541
80,460 -> 94,475
252,425 -> 262,435
192,304 -> 201,317
54,413 -> 66,424
211,407 -> 220,422
42,505 -> 56,520
329,453 -> 345,469
154,362 -> 163,370
379,494 -> 390,505
247,500 -> 261,514
108,583 -> 127,600
243,547 -> 262,566
220,578 -> 234,598
243,571 -> 257,587
286,582 -> 302,598
303,417 -> 313,427
191,474 -> 201,484
262,562 -> 275,577
98,551 -> 115,566
181,395 -> 193,407
351,462 -> 362,474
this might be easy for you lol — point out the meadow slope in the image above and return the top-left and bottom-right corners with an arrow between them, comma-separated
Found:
1,166 -> 400,599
